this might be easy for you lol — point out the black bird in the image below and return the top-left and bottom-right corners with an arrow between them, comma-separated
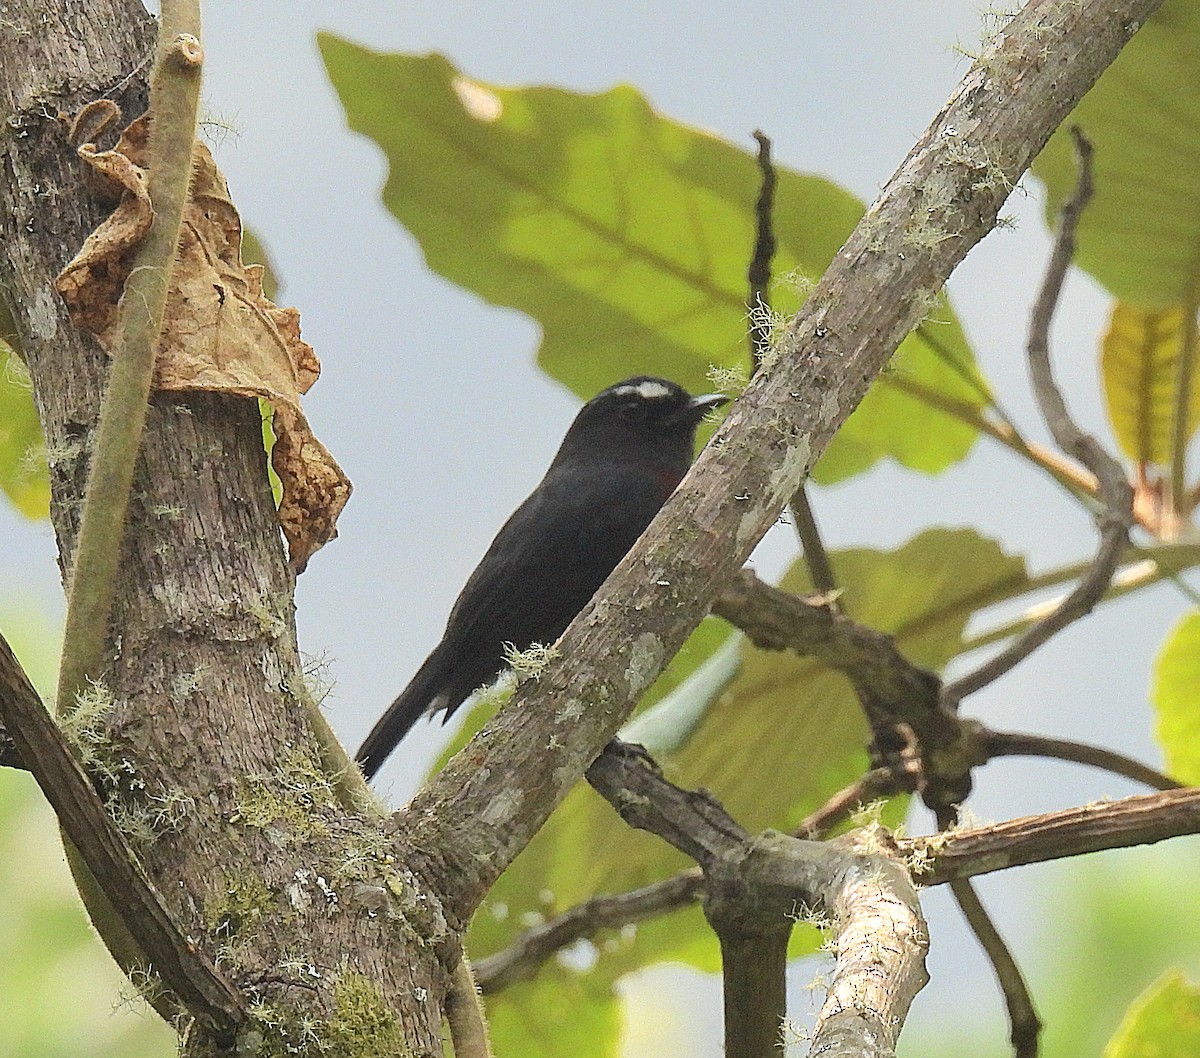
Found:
356,376 -> 728,779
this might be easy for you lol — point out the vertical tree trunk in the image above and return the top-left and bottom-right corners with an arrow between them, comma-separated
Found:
0,4 -> 450,1053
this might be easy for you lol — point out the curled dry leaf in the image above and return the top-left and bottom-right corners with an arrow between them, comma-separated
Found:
55,112 -> 350,571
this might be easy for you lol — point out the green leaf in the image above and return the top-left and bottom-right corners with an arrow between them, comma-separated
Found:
320,40 -> 986,483
0,341 -> 49,520
1101,303 -> 1200,466
1032,0 -> 1200,307
486,969 -> 620,1058
670,528 -> 1027,833
1152,610 -> 1200,783
1105,972 -> 1200,1058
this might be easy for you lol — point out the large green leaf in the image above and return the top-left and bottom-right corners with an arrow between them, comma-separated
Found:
320,40 -> 987,483
0,341 -> 48,519
1105,972 -> 1200,1058
1152,610 -> 1200,783
671,529 -> 1028,831
1033,0 -> 1200,307
486,969 -> 620,1058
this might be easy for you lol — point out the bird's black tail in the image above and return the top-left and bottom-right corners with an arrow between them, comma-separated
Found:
356,649 -> 451,780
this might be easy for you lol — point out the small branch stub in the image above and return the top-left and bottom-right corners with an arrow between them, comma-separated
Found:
169,33 -> 204,68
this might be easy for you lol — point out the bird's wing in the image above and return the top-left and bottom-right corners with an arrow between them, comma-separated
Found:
443,463 -> 664,652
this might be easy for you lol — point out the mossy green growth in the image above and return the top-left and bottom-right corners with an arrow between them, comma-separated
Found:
323,970 -> 410,1057
205,873 -> 274,938
58,679 -> 121,781
502,641 -> 559,681
233,748 -> 337,841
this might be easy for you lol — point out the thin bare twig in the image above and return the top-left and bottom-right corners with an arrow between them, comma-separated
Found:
982,729 -> 1181,791
747,128 -> 777,374
943,129 -> 1133,707
935,795 -> 1040,1058
717,563 -> 1184,813
795,761 -> 921,839
744,131 -> 839,604
790,487 -> 840,599
949,877 -> 1041,1058
474,871 -> 703,994
476,760 -> 917,993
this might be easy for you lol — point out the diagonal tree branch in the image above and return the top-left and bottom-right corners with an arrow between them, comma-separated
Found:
0,633 -> 248,1044
401,0 -> 1167,925
475,785 -> 1200,995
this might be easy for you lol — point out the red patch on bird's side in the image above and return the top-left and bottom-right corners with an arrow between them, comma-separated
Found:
655,465 -> 686,496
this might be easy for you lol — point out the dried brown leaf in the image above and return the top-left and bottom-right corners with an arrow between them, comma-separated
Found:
56,114 -> 349,571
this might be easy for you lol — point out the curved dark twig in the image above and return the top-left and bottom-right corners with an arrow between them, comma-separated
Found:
982,729 -> 1180,791
474,870 -> 703,994
747,128 -> 777,374
949,877 -> 1041,1058
943,130 -> 1133,707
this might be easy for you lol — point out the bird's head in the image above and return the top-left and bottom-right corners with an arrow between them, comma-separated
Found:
552,376 -> 729,474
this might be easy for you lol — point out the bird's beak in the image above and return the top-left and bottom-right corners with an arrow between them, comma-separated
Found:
688,392 -> 729,416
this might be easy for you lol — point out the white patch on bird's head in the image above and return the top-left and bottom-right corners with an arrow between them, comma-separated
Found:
611,380 -> 674,401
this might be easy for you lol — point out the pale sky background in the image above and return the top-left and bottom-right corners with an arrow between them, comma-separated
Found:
3,3 -> 1195,1055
